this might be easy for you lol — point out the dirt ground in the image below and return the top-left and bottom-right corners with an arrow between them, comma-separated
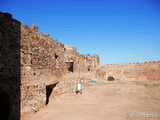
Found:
25,80 -> 160,120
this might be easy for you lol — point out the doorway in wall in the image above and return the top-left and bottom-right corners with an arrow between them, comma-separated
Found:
46,81 -> 59,105
0,93 -> 9,120
107,76 -> 115,81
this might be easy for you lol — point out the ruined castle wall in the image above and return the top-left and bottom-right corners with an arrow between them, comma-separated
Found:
20,23 -> 66,115
0,12 -> 21,120
85,55 -> 100,72
64,45 -> 76,73
98,62 -> 160,81
20,25 -> 100,116
94,54 -> 100,69
1,12 -> 100,119
60,46 -> 100,94
64,45 -> 100,73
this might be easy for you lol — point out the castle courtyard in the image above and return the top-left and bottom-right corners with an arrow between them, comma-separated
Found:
23,80 -> 160,120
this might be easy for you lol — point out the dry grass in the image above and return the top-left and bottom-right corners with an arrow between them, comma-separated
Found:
134,81 -> 160,88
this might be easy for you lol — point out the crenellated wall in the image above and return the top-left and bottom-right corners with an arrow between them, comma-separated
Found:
0,12 -> 100,119
20,23 -> 66,115
97,62 -> 160,81
20,21 -> 100,117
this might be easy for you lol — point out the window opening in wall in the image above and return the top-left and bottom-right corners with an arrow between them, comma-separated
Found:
65,62 -> 74,72
55,54 -> 58,59
88,66 -> 90,71
30,60 -> 32,64
0,93 -> 9,120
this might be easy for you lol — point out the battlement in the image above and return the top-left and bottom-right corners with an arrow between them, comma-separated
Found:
64,45 -> 76,51
104,60 -> 160,66
31,24 -> 38,32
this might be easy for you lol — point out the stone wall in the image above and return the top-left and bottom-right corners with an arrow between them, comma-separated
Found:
20,23 -> 100,117
0,12 -> 21,120
20,23 -> 66,115
97,62 -> 160,81
0,12 -> 100,119
64,45 -> 100,73
3,11 -> 160,120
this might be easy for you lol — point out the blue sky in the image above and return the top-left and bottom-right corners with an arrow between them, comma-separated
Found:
1,0 -> 160,65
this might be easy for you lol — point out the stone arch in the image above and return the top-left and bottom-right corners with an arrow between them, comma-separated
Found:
107,76 -> 115,81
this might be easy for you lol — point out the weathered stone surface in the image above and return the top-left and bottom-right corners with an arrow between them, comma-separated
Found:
97,62 -> 160,81
0,12 -> 100,119
1,11 -> 159,120
0,12 -> 21,120
20,23 -> 100,116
